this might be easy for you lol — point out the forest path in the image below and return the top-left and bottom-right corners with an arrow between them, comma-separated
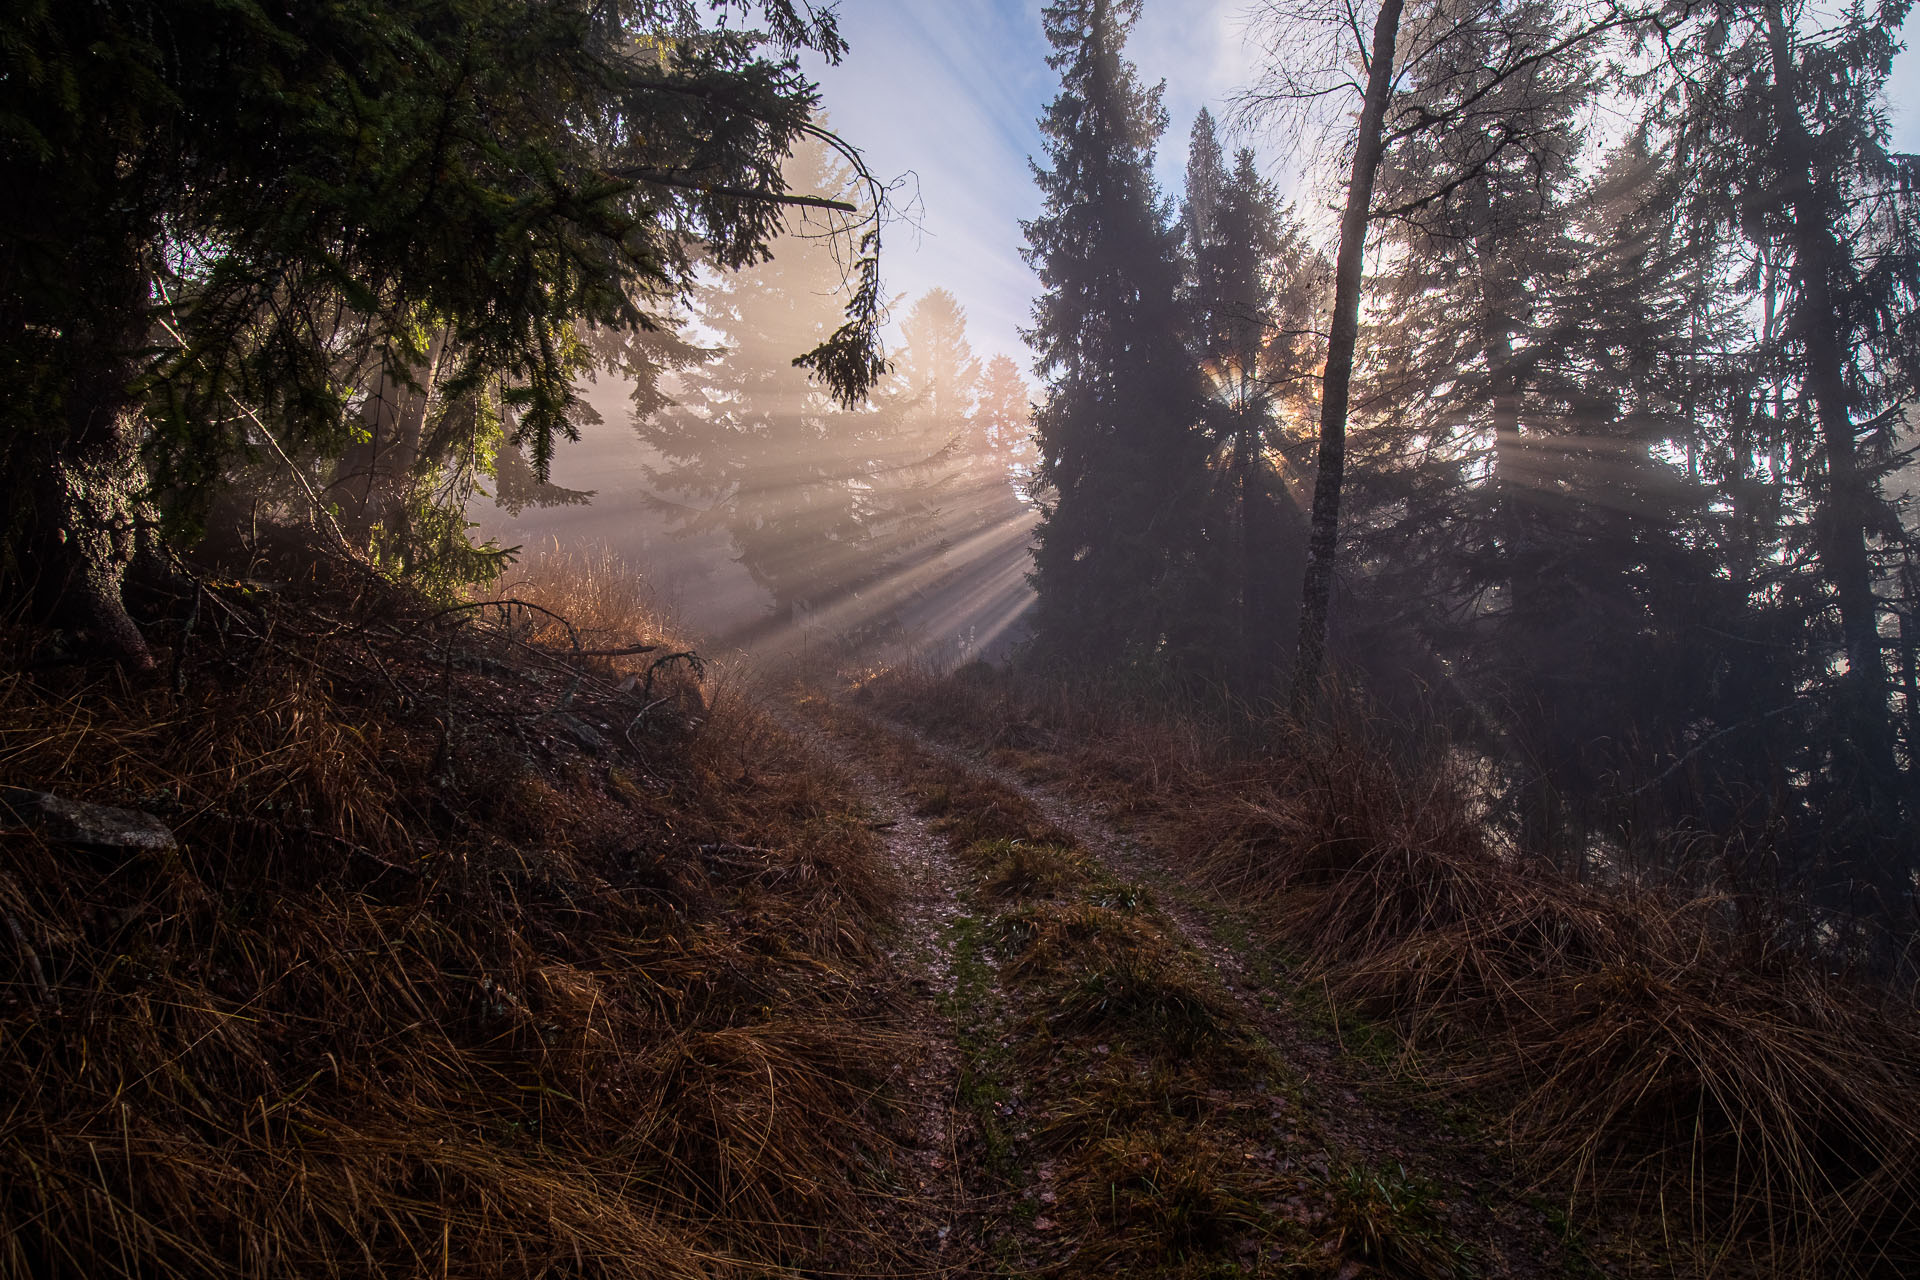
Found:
763,702 -> 992,1276
782,688 -> 1600,1279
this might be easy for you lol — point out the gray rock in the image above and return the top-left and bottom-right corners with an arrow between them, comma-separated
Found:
549,712 -> 609,755
0,786 -> 178,853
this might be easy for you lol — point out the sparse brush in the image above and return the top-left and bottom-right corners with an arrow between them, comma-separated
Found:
968,839 -> 1089,900
1050,949 -> 1230,1055
631,1017 -> 913,1243
493,539 -> 678,655
994,901 -> 1157,985
1067,1126 -> 1271,1266
1478,958 -> 1920,1272
0,552 -> 913,1278
1330,1162 -> 1475,1280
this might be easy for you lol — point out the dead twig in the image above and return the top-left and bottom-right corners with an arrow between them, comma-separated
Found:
6,913 -> 55,1008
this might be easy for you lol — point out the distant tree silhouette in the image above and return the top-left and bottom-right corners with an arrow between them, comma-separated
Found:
875,289 -> 979,550
1181,111 -> 1324,695
1023,0 -> 1208,670
855,291 -> 976,613
639,142 -> 880,631
974,354 -> 1037,485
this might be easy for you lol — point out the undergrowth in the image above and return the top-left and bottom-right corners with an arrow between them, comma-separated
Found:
0,553 -> 914,1278
856,663 -> 1920,1277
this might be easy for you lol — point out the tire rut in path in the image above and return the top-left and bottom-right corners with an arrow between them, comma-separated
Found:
839,704 -> 1586,1280
767,704 -> 987,1275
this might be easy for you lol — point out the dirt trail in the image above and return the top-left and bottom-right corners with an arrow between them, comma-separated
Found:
887,718 -> 1571,1272
766,704 -> 989,1274
785,692 -> 1595,1279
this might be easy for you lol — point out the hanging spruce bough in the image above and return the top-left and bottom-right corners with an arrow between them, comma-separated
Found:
1022,0 -> 1210,671
0,0 -> 889,667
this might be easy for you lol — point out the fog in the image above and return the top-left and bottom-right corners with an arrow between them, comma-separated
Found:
472,146 -> 1039,663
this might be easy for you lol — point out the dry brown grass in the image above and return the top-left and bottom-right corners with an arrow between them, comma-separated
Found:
806,702 -> 1351,1278
857,663 -> 1920,1276
0,552 -> 915,1278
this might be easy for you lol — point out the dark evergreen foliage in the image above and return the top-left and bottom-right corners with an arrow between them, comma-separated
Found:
1181,113 -> 1325,695
1229,0 -> 1920,905
1022,0 -> 1210,671
0,0 -> 884,659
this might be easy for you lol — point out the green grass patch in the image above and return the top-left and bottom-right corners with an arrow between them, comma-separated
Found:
965,837 -> 1090,900
942,913 -> 1024,1185
1329,1161 -> 1478,1279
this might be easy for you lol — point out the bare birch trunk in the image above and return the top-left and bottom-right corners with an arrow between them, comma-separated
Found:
1288,0 -> 1406,712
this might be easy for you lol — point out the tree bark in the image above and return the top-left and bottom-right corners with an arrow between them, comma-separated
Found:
27,241 -> 162,669
1898,555 -> 1920,792
1237,407 -> 1263,693
1289,0 -> 1406,711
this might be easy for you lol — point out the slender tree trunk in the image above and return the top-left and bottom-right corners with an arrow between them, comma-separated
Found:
1236,410 -> 1262,693
1896,551 -> 1920,795
1760,1 -> 1900,816
1900,589 -> 1920,794
1289,0 -> 1405,711
1478,264 -> 1527,620
330,329 -> 449,546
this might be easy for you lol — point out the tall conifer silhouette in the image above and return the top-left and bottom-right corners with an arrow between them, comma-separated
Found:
1182,111 -> 1323,692
639,140 -> 873,630
1022,0 -> 1207,667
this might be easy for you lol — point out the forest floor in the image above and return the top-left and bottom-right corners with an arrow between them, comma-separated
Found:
10,556 -> 1909,1277
780,685 -> 1604,1278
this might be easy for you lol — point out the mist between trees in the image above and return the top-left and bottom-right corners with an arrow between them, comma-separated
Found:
4,0 -> 1919,944
607,139 -> 1040,663
471,134 -> 1042,665
1013,0 -> 1920,943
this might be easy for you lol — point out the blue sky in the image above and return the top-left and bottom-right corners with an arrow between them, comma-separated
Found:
804,2 -> 1920,373
801,0 -> 1262,366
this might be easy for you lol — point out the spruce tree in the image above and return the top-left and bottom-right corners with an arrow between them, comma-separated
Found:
0,0 -> 884,665
854,292 -> 977,628
894,290 -> 982,443
1729,0 -> 1911,815
881,290 -> 982,551
1022,0 -> 1208,669
974,355 -> 1038,486
866,297 -> 1045,656
1658,0 -> 1920,892
1182,113 -> 1323,692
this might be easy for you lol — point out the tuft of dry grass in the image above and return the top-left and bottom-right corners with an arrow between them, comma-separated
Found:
857,662 -> 1920,1276
1064,1124 -> 1274,1266
0,551 -> 915,1278
1329,1161 -> 1476,1280
967,838 -> 1090,901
